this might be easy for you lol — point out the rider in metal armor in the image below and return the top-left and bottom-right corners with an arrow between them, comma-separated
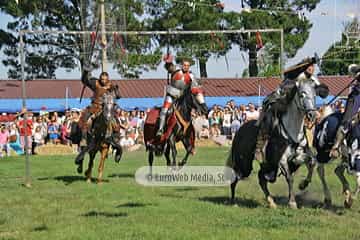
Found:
156,54 -> 203,137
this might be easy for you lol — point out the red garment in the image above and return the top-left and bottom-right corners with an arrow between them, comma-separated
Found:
18,119 -> 33,136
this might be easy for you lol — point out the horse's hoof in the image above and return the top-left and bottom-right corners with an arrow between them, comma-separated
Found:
267,196 -> 277,209
344,190 -> 353,209
77,165 -> 83,174
97,180 -> 103,185
299,180 -> 310,191
86,178 -> 91,183
324,198 -> 332,209
288,201 -> 298,209
115,155 -> 122,163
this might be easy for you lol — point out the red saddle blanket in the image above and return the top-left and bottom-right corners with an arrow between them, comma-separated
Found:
145,109 -> 177,143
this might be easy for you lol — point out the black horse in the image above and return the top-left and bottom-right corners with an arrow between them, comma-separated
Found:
227,77 -> 320,208
144,87 -> 208,171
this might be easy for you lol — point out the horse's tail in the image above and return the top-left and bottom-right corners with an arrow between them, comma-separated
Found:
226,120 -> 259,178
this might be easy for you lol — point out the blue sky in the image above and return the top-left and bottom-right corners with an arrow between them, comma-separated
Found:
0,0 -> 359,79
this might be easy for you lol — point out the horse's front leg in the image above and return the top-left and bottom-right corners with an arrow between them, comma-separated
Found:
317,163 -> 332,208
148,150 -> 154,176
85,151 -> 96,183
299,154 -> 316,191
98,144 -> 109,184
258,168 -> 277,209
164,144 -> 171,166
335,160 -> 353,208
178,138 -> 191,167
281,162 -> 297,209
168,136 -> 177,167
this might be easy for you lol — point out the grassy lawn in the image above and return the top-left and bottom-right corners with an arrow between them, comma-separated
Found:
1,147 -> 360,240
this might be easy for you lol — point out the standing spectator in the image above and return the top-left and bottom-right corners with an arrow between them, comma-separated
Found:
245,103 -> 260,122
48,116 -> 60,144
117,109 -> 128,138
222,107 -> 232,139
60,120 -> 71,145
137,111 -> 146,132
18,112 -> 33,153
32,126 -> 44,155
230,118 -> 241,140
209,111 -> 221,137
0,125 -> 10,157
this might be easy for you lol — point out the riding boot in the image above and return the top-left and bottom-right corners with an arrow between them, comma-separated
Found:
330,125 -> 346,158
156,109 -> 167,137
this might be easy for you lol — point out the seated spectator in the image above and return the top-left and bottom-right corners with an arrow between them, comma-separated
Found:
120,133 -> 135,149
199,125 -> 210,139
8,123 -> 23,155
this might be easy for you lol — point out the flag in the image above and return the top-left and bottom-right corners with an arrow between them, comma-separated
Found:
256,31 -> 263,51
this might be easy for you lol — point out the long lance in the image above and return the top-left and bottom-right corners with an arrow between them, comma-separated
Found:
327,74 -> 360,105
80,12 -> 101,103
166,29 -> 171,85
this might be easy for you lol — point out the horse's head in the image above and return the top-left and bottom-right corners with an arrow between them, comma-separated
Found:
101,92 -> 115,122
295,77 -> 318,122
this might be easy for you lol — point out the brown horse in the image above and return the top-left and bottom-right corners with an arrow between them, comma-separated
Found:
72,92 -> 122,183
144,87 -> 208,171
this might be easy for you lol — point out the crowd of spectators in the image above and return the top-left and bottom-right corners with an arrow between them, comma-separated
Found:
0,99 -> 347,157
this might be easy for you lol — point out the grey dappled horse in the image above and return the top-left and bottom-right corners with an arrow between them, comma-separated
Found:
227,78 -> 318,209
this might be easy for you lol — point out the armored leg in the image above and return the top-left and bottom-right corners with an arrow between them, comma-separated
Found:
156,96 -> 173,137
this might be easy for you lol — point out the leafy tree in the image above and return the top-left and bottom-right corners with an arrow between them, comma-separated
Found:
232,0 -> 320,76
320,18 -> 360,75
0,0 -> 157,79
145,0 -> 320,77
145,0 -> 230,78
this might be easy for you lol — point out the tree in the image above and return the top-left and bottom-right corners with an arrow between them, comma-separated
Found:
0,0 -> 158,79
145,0 -> 231,78
231,0 -> 320,76
145,0 -> 320,77
320,18 -> 360,75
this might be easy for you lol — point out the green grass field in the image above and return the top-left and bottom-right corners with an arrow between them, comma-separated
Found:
1,147 -> 360,240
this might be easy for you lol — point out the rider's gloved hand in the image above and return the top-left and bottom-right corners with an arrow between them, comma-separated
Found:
163,54 -> 173,63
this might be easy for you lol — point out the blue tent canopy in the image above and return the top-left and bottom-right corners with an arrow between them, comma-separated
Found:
0,96 -> 335,113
